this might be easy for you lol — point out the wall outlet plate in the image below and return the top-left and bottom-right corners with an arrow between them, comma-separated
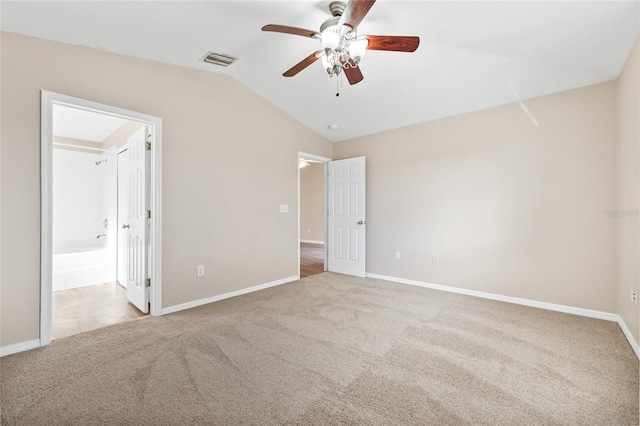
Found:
197,265 -> 205,277
394,251 -> 400,260
631,287 -> 637,304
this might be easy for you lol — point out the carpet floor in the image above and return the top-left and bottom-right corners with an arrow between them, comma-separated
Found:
1,273 -> 638,425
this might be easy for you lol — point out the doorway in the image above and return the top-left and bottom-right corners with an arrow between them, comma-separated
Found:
298,153 -> 367,279
50,107 -> 145,338
298,152 -> 330,278
41,91 -> 163,346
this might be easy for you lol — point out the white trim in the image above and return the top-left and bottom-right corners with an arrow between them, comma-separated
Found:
149,120 -> 163,317
161,276 -> 298,315
367,273 -> 640,360
617,316 -> 640,359
41,91 -> 163,348
297,151 -> 331,278
300,239 -> 325,245
365,273 -> 620,322
298,152 -> 332,163
41,91 -> 54,346
0,339 -> 41,358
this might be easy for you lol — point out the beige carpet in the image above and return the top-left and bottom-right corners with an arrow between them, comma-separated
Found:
1,273 -> 638,425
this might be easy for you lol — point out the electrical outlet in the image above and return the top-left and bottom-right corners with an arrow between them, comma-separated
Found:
197,265 -> 205,277
432,256 -> 439,265
631,287 -> 637,304
394,251 -> 401,260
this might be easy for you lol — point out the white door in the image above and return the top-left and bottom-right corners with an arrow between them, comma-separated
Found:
327,157 -> 366,277
116,147 -> 129,289
125,127 -> 150,313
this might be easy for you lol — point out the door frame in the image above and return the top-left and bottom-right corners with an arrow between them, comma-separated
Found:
297,152 -> 331,278
40,90 -> 163,346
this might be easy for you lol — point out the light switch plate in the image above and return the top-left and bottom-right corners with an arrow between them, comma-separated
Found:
280,204 -> 289,213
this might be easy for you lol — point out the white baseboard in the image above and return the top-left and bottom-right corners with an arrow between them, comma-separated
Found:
6,275 -> 637,360
0,339 -> 41,357
162,276 -> 298,315
300,239 -> 324,245
617,316 -> 640,359
366,273 -> 640,359
366,273 -> 619,322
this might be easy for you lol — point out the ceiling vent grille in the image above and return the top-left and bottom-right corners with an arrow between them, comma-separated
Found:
201,51 -> 237,67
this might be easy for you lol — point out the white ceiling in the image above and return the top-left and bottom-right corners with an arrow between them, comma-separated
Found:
2,1 -> 639,142
53,104 -> 128,143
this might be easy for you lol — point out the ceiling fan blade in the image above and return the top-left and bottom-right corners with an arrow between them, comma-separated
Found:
339,0 -> 376,30
262,24 -> 318,38
342,60 -> 364,85
366,35 -> 420,52
283,50 -> 322,77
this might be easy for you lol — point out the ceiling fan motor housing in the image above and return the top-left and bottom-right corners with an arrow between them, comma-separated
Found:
329,1 -> 347,17
320,16 -> 342,34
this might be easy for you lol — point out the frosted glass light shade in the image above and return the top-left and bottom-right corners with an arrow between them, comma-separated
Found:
321,29 -> 341,51
348,38 -> 368,63
321,54 -> 332,73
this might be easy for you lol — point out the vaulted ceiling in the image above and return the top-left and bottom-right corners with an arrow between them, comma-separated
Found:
2,1 -> 639,142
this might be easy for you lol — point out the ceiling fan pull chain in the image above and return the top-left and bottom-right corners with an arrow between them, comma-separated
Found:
336,72 -> 340,97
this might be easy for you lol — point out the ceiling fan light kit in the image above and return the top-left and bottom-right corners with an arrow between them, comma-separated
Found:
262,0 -> 419,91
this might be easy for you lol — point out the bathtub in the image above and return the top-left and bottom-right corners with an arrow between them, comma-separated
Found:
53,244 -> 115,291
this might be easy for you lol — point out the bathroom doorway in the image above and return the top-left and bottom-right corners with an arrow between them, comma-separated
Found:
41,91 -> 163,345
50,105 -> 144,338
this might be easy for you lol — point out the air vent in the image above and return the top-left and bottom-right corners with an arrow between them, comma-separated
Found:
201,51 -> 237,67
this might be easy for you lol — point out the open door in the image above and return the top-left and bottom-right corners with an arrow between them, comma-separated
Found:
116,147 -> 129,289
327,157 -> 366,277
125,127 -> 150,313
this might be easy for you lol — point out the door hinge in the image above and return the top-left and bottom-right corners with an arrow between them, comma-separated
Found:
145,141 -> 151,151
146,210 -> 151,219
145,278 -> 151,288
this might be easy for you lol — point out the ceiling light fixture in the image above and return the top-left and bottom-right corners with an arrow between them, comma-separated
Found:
328,124 -> 339,131
317,6 -> 368,80
262,0 -> 420,95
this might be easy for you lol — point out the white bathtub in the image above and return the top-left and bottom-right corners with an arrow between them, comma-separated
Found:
53,245 -> 115,291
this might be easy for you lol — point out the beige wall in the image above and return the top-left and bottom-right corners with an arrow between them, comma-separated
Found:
300,162 -> 325,243
1,30 -> 636,351
0,32 -> 332,347
334,82 -> 618,313
615,35 -> 640,345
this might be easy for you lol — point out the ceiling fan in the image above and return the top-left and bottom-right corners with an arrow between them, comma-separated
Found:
262,0 -> 420,87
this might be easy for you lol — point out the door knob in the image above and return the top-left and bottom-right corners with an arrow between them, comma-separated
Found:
122,224 -> 130,229
358,221 -> 364,225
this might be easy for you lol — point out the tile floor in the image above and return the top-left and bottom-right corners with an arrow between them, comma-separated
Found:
53,282 -> 146,339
